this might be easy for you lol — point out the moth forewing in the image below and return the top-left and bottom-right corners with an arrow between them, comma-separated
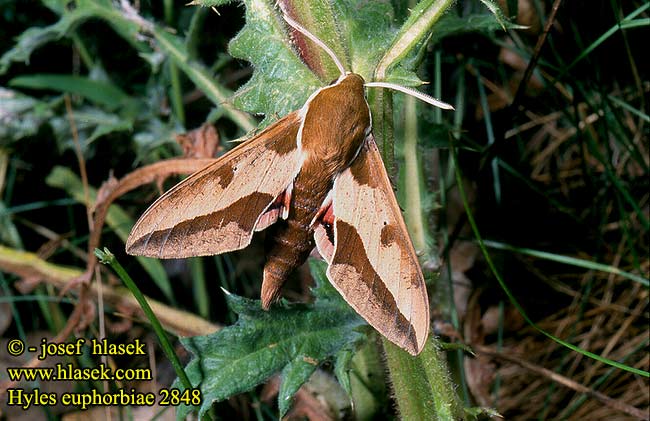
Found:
323,136 -> 429,355
126,111 -> 303,258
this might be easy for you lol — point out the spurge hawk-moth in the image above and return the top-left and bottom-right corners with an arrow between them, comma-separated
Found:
126,10 -> 452,355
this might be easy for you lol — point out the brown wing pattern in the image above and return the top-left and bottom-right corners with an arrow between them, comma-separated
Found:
327,136 -> 430,355
126,112 -> 302,258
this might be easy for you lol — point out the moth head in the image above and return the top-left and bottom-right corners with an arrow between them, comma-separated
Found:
337,73 -> 366,95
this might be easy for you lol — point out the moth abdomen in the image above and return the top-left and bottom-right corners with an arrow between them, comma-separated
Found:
260,168 -> 331,308
261,221 -> 314,309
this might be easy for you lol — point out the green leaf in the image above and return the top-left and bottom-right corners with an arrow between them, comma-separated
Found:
348,340 -> 387,419
375,0 -> 454,81
478,0 -> 509,30
224,0 -> 432,122
132,117 -> 179,163
0,87 -> 55,144
227,0 -> 322,120
308,258 -> 341,301
429,12 -> 525,44
3,0 -> 255,133
47,107 -> 134,153
9,74 -> 135,111
335,0 -> 398,78
175,260 -> 366,419
0,6 -> 93,74
151,27 -> 257,132
278,358 -> 318,417
382,65 -> 425,87
0,0 -> 145,75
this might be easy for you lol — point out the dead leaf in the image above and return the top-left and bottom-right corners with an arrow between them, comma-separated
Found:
176,123 -> 220,159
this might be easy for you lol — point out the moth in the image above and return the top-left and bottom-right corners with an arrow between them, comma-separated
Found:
126,12 -> 452,355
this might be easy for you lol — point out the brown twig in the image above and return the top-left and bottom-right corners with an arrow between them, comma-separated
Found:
474,344 -> 649,420
64,158 -> 216,292
511,0 -> 563,110
0,245 -> 220,337
64,95 -> 93,231
64,95 -> 113,395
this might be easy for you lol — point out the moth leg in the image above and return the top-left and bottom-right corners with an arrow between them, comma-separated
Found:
281,182 -> 293,220
311,199 -> 335,264
255,185 -> 294,232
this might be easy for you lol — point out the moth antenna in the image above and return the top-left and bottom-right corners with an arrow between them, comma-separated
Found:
364,81 -> 454,110
279,6 -> 346,78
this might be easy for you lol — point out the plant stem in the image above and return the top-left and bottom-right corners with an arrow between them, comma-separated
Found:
375,0 -> 456,80
403,95 -> 426,252
95,248 -> 193,389
383,338 -> 465,420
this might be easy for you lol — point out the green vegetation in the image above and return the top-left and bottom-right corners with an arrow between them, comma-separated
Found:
1,0 -> 647,419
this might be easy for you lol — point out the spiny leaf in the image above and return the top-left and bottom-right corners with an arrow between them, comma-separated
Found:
0,0 -> 144,75
227,0 -> 321,120
429,12 -> 526,44
0,6 -> 94,75
278,357 -> 319,417
220,0 -> 428,123
478,0 -> 509,30
334,0 -> 404,79
175,260 -> 366,419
